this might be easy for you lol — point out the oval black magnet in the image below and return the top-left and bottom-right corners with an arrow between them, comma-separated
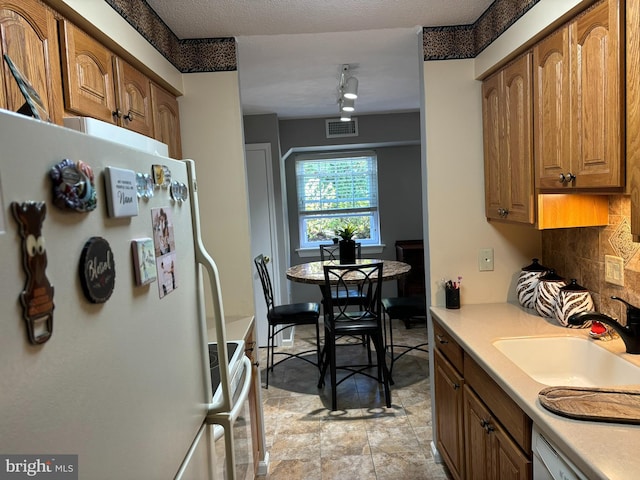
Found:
79,236 -> 116,303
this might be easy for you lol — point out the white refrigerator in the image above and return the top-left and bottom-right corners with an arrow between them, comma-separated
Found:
0,110 -> 249,479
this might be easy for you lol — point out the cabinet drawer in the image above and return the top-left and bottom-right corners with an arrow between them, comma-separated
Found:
433,319 -> 464,373
464,354 -> 532,454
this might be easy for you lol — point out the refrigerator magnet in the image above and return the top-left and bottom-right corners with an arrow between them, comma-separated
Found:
11,201 -> 54,344
170,181 -> 188,203
136,172 -> 154,200
131,238 -> 157,286
152,164 -> 171,188
79,236 -> 116,303
104,166 -> 139,218
50,159 -> 97,213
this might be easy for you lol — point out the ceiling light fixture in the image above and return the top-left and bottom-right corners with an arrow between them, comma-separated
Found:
343,76 -> 358,100
341,98 -> 355,112
338,64 -> 358,117
340,110 -> 352,122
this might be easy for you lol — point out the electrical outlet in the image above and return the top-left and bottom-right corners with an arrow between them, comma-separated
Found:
478,248 -> 494,271
605,255 -> 624,286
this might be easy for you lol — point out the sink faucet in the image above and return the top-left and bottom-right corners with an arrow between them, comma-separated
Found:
568,296 -> 640,354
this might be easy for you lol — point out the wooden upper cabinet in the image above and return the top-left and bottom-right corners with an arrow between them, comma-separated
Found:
483,53 -> 534,224
628,0 -> 640,239
0,0 -> 63,124
60,20 -> 158,139
534,0 -> 623,190
59,20 -> 116,124
114,57 -> 153,137
533,27 -> 570,188
151,82 -> 182,159
571,0 -> 623,188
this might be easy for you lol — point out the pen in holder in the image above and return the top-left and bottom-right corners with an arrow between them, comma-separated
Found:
445,277 -> 461,309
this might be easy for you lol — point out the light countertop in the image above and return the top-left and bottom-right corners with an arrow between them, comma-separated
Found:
207,315 -> 254,343
430,303 -> 640,480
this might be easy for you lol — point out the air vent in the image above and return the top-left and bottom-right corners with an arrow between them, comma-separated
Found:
325,118 -> 358,138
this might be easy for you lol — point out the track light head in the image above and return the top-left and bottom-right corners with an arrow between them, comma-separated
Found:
343,76 -> 358,99
341,98 -> 355,112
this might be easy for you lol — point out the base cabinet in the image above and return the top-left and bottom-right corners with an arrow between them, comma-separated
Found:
464,386 -> 531,480
434,318 -> 532,480
244,322 -> 267,477
434,348 -> 465,480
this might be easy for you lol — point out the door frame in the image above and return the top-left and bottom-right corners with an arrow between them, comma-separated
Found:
245,143 -> 292,346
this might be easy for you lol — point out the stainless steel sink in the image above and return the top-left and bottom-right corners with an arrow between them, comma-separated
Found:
493,336 -> 640,387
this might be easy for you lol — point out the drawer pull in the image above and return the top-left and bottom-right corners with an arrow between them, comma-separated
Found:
452,383 -> 460,390
436,334 -> 449,344
481,419 -> 494,434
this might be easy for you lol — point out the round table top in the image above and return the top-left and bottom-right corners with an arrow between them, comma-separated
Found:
286,259 -> 411,285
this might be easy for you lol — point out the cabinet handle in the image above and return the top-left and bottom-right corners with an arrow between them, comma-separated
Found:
452,383 -> 460,390
559,172 -> 576,184
123,110 -> 134,122
112,109 -> 122,119
253,361 -> 260,368
436,334 -> 448,345
480,419 -> 494,433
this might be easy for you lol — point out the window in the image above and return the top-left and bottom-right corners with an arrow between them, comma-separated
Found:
295,151 -> 380,248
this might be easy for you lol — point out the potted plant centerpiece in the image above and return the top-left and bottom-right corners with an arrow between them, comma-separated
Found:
335,223 -> 358,264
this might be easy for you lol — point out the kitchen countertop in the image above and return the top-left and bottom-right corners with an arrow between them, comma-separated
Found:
207,315 -> 254,342
430,303 -> 640,480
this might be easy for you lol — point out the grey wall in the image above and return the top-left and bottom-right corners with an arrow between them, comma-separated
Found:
243,111 -> 424,305
279,112 -> 421,155
243,113 -> 290,304
280,112 -> 423,303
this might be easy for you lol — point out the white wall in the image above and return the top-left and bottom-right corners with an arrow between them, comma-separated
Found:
423,59 -> 540,307
179,72 -> 255,323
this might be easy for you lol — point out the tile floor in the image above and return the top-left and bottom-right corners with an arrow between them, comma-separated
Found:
258,319 -> 453,480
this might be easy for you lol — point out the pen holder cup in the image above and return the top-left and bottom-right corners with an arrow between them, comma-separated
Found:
445,287 -> 460,309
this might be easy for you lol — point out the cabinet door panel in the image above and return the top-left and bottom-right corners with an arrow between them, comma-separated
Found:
464,386 -> 492,480
151,82 -> 182,159
0,0 -> 63,124
482,72 -> 503,221
434,348 -> 464,480
114,58 -> 153,137
59,20 -> 116,124
492,422 -> 532,480
571,0 -> 623,187
534,27 -> 570,188
503,54 -> 533,223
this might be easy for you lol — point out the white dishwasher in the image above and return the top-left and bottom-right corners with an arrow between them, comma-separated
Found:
532,425 -> 587,480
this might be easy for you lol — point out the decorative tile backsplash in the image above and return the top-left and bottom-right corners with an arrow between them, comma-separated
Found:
542,196 -> 640,323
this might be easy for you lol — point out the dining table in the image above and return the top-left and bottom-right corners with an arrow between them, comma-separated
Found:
286,258 -> 411,285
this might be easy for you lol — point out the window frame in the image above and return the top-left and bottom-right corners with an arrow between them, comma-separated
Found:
295,150 -> 380,249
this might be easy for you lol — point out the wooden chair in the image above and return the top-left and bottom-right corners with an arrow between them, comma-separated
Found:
254,254 -> 321,388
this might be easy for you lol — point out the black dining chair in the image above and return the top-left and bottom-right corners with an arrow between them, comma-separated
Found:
319,242 -> 370,358
381,295 -> 428,383
254,254 -> 321,388
318,262 -> 391,411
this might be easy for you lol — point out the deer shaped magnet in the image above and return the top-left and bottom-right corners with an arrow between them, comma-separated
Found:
11,201 -> 54,344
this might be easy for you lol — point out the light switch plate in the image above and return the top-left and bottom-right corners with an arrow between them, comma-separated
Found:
478,248 -> 494,271
605,255 -> 624,286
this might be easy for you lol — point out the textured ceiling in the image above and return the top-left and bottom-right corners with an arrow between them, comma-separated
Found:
145,0 -> 494,118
